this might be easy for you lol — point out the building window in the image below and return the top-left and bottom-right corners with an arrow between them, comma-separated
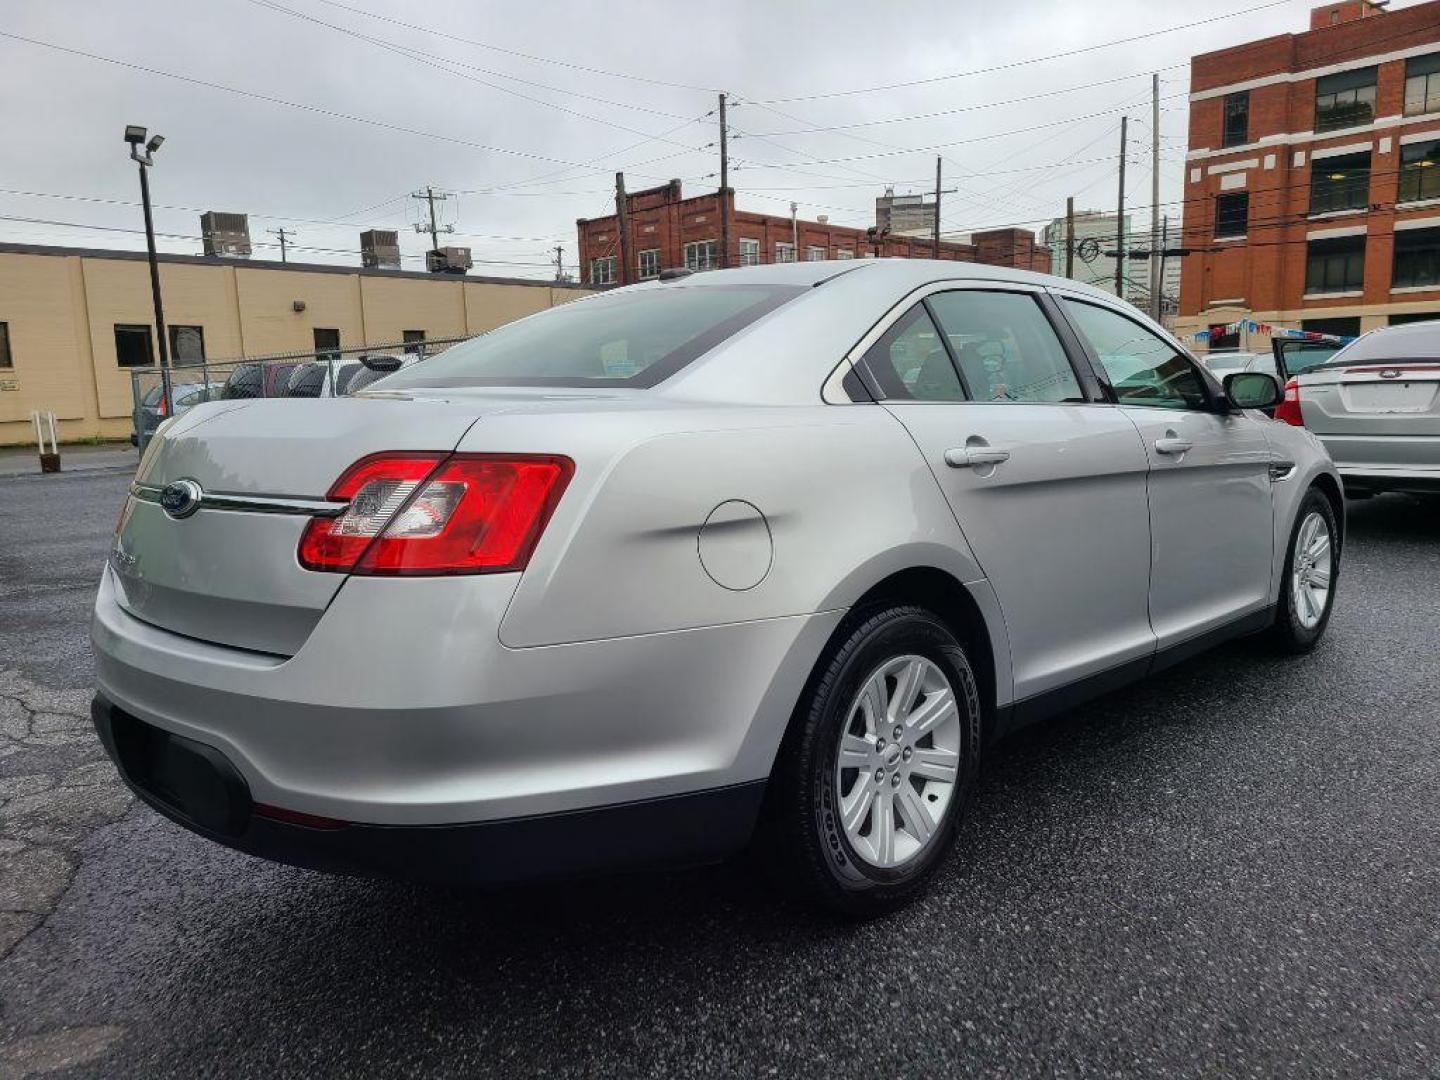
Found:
775,242 -> 795,263
403,329 -> 426,356
806,245 -> 826,261
1404,53 -> 1440,117
1215,193 -> 1249,238
0,322 -> 11,369
313,327 -> 340,364
1309,151 -> 1371,214
114,324 -> 153,368
1393,228 -> 1440,290
683,240 -> 716,271
1222,91 -> 1250,148
637,249 -> 661,278
1398,139 -> 1440,204
1390,311 -> 1440,326
1305,236 -> 1366,294
738,238 -> 760,266
1301,316 -> 1360,338
1314,67 -> 1376,133
835,248 -> 854,260
168,325 -> 205,364
589,256 -> 616,285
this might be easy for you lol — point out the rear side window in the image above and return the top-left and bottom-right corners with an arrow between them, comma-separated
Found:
927,290 -> 1083,404
1063,300 -> 1209,410
380,284 -> 804,389
856,305 -> 965,401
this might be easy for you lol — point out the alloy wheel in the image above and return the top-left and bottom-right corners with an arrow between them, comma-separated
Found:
833,655 -> 962,869
1291,510 -> 1333,630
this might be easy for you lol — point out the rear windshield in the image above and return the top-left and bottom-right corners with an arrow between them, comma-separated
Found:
1319,323 -> 1440,368
378,284 -> 804,389
1204,353 -> 1253,373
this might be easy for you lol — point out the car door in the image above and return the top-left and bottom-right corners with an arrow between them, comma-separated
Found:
1058,296 -> 1275,649
854,284 -> 1155,702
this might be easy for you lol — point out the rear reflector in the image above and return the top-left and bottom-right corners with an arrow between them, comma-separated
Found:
253,803 -> 349,830
299,452 -> 573,575
1274,377 -> 1304,426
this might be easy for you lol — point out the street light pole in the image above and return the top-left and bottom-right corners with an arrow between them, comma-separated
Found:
126,125 -> 169,368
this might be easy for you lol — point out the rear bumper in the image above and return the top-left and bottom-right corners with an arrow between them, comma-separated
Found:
93,694 -> 766,883
1335,465 -> 1440,494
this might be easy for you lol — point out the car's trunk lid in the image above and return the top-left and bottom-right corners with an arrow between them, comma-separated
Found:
112,397 -> 484,655
1298,362 -> 1440,437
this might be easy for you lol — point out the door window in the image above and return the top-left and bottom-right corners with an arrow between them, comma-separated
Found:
856,304 -> 965,401
1062,300 -> 1209,410
927,290 -> 1084,404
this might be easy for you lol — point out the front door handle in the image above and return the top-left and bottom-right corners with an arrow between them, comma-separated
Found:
1154,437 -> 1193,456
944,447 -> 1010,468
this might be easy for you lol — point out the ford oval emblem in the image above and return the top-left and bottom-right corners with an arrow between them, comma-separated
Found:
1379,369 -> 1402,379
159,479 -> 204,519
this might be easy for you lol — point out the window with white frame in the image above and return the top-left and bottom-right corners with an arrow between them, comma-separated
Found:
738,238 -> 760,266
683,240 -> 716,271
806,246 -> 826,261
638,249 -> 661,278
1404,53 -> 1440,117
775,242 -> 795,263
835,248 -> 854,260
590,256 -> 616,285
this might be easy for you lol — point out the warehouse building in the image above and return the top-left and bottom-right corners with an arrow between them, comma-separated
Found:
0,243 -> 590,445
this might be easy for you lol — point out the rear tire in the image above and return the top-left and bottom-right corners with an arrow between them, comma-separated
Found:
1267,488 -> 1340,654
771,605 -> 981,917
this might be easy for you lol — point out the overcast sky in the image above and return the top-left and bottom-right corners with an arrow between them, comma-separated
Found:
0,0 -> 1313,280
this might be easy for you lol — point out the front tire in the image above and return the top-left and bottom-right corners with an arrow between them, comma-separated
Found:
1267,488 -> 1340,653
772,605 -> 981,917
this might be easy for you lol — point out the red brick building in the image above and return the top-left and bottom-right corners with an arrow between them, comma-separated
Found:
1178,0 -> 1440,352
576,180 -> 1050,286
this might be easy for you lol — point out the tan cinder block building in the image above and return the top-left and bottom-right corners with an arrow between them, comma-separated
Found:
0,243 -> 592,445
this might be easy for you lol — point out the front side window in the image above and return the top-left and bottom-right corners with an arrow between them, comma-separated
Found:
1062,300 -> 1208,410
1315,67 -> 1376,133
0,322 -> 11,369
589,256 -> 616,285
1404,53 -> 1440,117
1309,151 -> 1371,214
738,238 -> 760,266
114,324 -> 153,368
774,242 -> 795,264
1215,192 -> 1249,238
1305,236 -> 1366,294
927,290 -> 1083,404
378,284 -> 803,390
1222,91 -> 1250,147
168,325 -> 205,363
1393,227 -> 1440,290
1398,139 -> 1440,203
683,240 -> 716,271
855,304 -> 965,402
638,249 -> 661,279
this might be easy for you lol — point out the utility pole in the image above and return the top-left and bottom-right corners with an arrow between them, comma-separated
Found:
411,186 -> 454,252
1150,72 -> 1161,319
615,171 -> 632,285
719,92 -> 730,269
790,201 -> 798,258
553,244 -> 565,282
267,227 -> 294,264
1115,116 -> 1128,299
933,157 -> 943,257
1157,216 -> 1170,323
1065,196 -> 1076,280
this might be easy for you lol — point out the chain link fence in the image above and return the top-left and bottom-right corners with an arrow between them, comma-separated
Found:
128,335 -> 471,451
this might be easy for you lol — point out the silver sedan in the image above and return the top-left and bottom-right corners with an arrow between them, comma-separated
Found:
91,260 -> 1342,916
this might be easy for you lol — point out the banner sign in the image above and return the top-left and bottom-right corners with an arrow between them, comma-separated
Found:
1191,319 -> 1356,346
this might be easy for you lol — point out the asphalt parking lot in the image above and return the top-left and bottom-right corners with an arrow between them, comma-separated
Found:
0,456 -> 1436,1078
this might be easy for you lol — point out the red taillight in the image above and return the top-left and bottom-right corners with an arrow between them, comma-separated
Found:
157,393 -> 169,417
298,452 -> 573,575
1273,377 -> 1304,426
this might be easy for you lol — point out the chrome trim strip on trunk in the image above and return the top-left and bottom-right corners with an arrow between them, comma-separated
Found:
129,483 -> 347,518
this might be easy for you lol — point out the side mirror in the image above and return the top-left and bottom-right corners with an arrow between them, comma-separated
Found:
359,353 -> 403,373
1223,371 -> 1281,410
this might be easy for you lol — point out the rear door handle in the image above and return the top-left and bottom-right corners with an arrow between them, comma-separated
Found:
1154,437 -> 1193,456
944,447 -> 1010,468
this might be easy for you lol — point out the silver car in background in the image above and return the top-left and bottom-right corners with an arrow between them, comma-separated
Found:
1274,320 -> 1440,497
91,260 -> 1343,916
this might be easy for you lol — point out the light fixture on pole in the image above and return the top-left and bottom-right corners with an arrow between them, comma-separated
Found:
125,124 -> 170,369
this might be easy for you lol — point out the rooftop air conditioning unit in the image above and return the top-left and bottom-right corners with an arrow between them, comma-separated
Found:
426,246 -> 472,274
200,212 -> 252,258
360,229 -> 401,269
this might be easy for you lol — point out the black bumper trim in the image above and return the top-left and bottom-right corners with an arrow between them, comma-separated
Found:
92,694 -> 767,885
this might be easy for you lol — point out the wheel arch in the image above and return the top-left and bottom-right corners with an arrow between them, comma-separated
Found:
1310,471 -> 1346,547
